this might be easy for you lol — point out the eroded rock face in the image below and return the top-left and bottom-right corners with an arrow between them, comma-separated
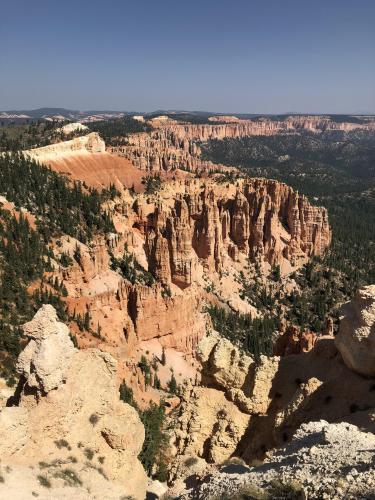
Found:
0,306 -> 147,500
274,325 -> 317,356
113,116 -> 375,174
335,285 -> 375,376
53,176 -> 330,359
153,116 -> 375,144
25,132 -> 105,161
171,420 -> 375,500
144,178 -> 331,287
197,330 -> 254,391
169,336 -> 280,479
112,129 -> 219,173
171,383 -> 250,469
171,320 -> 375,477
197,332 -> 280,416
17,305 -> 76,399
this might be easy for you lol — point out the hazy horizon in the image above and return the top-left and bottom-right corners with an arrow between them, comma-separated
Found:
1,107 -> 375,116
1,0 -> 374,114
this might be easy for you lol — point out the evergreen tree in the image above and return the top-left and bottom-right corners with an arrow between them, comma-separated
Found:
161,347 -> 166,366
167,372 -> 178,394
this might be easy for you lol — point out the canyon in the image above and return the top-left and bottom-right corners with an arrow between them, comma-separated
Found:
151,114 -> 375,140
1,113 -> 375,499
111,114 -> 375,174
49,175 -> 331,358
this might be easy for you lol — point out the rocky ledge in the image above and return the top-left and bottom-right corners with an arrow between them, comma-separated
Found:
172,420 -> 375,499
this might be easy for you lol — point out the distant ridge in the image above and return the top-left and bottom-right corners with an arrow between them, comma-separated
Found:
1,107 -> 374,124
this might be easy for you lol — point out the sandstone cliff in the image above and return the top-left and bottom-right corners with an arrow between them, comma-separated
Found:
25,132 -> 144,190
143,177 -> 331,286
153,115 -> 375,143
49,176 -> 330,363
111,115 -> 375,175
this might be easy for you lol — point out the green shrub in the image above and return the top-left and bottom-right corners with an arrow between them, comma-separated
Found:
54,439 -> 70,450
267,478 -> 303,499
184,456 -> 199,467
84,448 -> 94,460
53,468 -> 82,487
37,475 -> 51,488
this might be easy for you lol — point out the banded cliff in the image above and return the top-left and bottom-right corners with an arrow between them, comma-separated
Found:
50,177 -> 330,359
153,115 -> 375,141
112,114 -> 375,173
111,129 -> 224,173
24,132 -> 144,190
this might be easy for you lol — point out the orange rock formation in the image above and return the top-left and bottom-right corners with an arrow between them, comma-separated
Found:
274,325 -> 317,356
111,115 -> 375,174
50,176 -> 330,363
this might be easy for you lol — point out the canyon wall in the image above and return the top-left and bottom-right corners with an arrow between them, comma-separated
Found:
153,115 -> 375,142
169,306 -> 375,485
25,132 -> 145,190
143,177 -> 331,287
51,176 -> 330,359
111,129 -> 227,173
112,115 -> 375,174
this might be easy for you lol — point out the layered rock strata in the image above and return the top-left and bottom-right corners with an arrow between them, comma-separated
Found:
48,177 -> 330,358
143,178 -> 331,287
112,115 -> 375,174
111,129 -> 228,173
153,115 -> 375,143
24,132 -> 144,190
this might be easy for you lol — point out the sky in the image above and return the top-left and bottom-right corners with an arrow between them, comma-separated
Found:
1,0 -> 374,113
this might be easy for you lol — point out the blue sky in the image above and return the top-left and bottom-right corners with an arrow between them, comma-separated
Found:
1,0 -> 374,113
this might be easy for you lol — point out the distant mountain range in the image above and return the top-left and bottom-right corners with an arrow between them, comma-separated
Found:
1,107 -> 374,124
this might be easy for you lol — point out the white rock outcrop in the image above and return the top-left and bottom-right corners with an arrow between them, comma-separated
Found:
17,305 -> 76,397
172,420 -> 375,500
24,132 -> 105,163
197,330 -> 254,390
60,122 -> 88,135
0,306 -> 147,499
335,285 -> 375,376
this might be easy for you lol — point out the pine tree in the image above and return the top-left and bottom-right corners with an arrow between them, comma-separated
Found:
83,311 -> 91,330
161,347 -> 166,366
167,372 -> 178,394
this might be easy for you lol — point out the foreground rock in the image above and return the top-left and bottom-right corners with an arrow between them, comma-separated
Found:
169,322 -> 375,482
172,420 -> 375,499
0,305 -> 147,499
335,284 -> 375,376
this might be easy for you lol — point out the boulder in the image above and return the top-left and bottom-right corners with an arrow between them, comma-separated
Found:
197,330 -> 254,390
17,304 -> 76,397
335,285 -> 375,376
